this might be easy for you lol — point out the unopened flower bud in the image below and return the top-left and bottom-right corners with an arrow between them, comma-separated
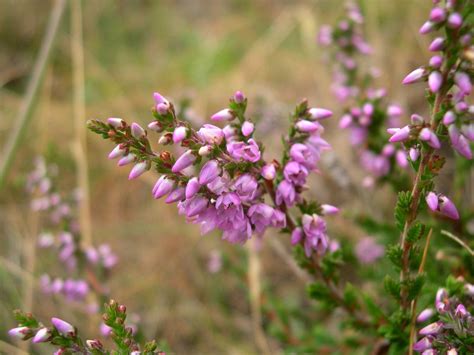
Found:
417,308 -> 435,323
156,103 -> 169,115
118,153 -> 135,167
409,147 -> 420,161
443,111 -> 456,126
419,21 -> 434,34
308,107 -> 333,120
172,150 -> 196,173
185,177 -> 201,199
158,133 -> 173,145
428,71 -> 443,92
173,126 -> 188,144
107,118 -> 124,128
241,121 -> 254,137
108,145 -> 126,159
128,161 -> 149,180
211,108 -> 235,122
419,321 -> 443,335
153,92 -> 169,105
261,164 -> 276,180
447,12 -> 462,29
321,204 -> 339,215
199,145 -> 212,156
402,68 -> 426,85
51,318 -> 75,336
8,327 -> 31,340
148,121 -> 163,132
411,114 -> 424,125
234,90 -> 245,104
388,125 -> 410,143
33,328 -> 51,343
131,123 -> 145,139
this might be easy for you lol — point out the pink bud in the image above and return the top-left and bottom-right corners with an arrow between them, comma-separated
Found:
425,192 -> 439,211
387,105 -> 403,117
153,92 -> 169,105
321,204 -> 339,215
296,120 -> 321,133
439,195 -> 459,220
107,118 -> 124,128
413,336 -> 434,352
185,177 -> 200,199
128,161 -> 148,180
429,7 -> 446,22
447,12 -> 462,29
396,150 -> 408,168
409,147 -> 420,161
402,68 -> 426,85
411,114 -> 425,125
419,21 -> 434,34
211,108 -> 235,122
198,160 -> 221,185
152,176 -> 174,199
428,71 -> 443,92
165,187 -> 186,204
51,317 -> 75,336
172,150 -> 196,173
8,327 -> 31,340
436,288 -> 447,303
148,121 -> 162,132
131,123 -> 145,139
118,153 -> 135,167
33,328 -> 51,343
455,72 -> 472,95
234,91 -> 245,103
382,144 -> 395,156
261,164 -> 276,180
417,308 -> 435,323
429,55 -> 443,68
461,124 -> 474,141
291,227 -> 303,245
388,125 -> 410,143
198,124 -> 224,145
156,103 -> 169,115
173,126 -> 187,144
339,114 -> 353,128
198,145 -> 212,156
442,111 -> 456,126
419,321 -> 443,335
241,121 -> 254,137
108,145 -> 126,159
308,107 -> 333,120
455,304 -> 468,318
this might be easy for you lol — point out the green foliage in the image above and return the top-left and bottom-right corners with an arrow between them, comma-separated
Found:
386,244 -> 403,269
404,274 -> 425,302
298,200 -> 322,216
406,222 -> 425,244
307,282 -> 337,308
445,275 -> 464,296
292,245 -> 313,273
384,275 -> 401,301
394,191 -> 412,232
343,283 -> 358,309
320,249 -> 344,280
362,294 -> 384,323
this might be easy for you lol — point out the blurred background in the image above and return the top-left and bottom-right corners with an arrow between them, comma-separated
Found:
0,0 -> 437,353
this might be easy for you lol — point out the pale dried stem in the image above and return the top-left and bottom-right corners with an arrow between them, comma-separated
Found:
0,0 -> 67,188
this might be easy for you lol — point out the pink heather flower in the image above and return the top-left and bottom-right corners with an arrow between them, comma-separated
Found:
108,145 -> 126,159
173,126 -> 187,143
447,12 -> 462,29
199,160 -> 221,185
184,195 -> 208,217
318,25 -> 332,45
211,108 -> 234,122
241,121 -> 254,136
100,323 -> 112,337
321,204 -> 339,215
107,117 -> 124,128
419,21 -> 434,34
165,187 -> 186,204
51,317 -> 75,336
455,304 -> 468,318
227,139 -> 261,162
234,90 -> 245,104
449,125 -> 472,159
291,227 -> 303,245
128,161 -> 148,180
232,174 -> 258,202
32,328 -> 51,343
409,147 -> 420,161
355,237 -> 384,264
455,72 -> 472,95
443,111 -> 456,125
417,308 -> 435,323
118,153 -> 135,167
296,120 -> 321,133
198,124 -> 224,145
439,195 -> 459,220
339,114 -> 352,128
131,123 -> 145,139
429,55 -> 442,68
172,150 -> 196,173
388,125 -> 410,143
402,68 -> 426,84
284,161 -> 308,186
429,37 -> 445,51
462,124 -> 474,141
425,192 -> 439,211
153,92 -> 169,105
223,125 -> 237,140
429,7 -> 446,22
308,107 -> 333,120
185,177 -> 200,199
290,143 -> 318,170
387,105 -> 403,117
276,180 -> 296,206
261,163 -> 276,180
436,288 -> 447,304
419,321 -> 443,336
413,336 -> 434,352
428,71 -> 443,92
247,203 -> 277,234
382,144 -> 395,157
362,103 -> 374,117
302,214 -> 329,256
8,327 -> 31,340
153,176 -> 175,199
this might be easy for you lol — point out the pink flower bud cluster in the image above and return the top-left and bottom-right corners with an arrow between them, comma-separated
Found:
395,0 -> 473,160
26,157 -> 117,312
414,287 -> 473,354
92,91 -> 337,255
319,3 -> 408,186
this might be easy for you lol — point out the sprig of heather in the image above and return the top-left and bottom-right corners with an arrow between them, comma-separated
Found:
27,157 -> 117,313
384,0 -> 473,348
88,91 -> 372,325
8,300 -> 164,355
318,2 -> 407,187
413,285 -> 474,354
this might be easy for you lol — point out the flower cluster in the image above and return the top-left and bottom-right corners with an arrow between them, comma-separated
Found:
414,287 -> 474,354
8,300 -> 164,354
88,91 -> 337,254
318,2 -> 407,186
27,157 -> 117,310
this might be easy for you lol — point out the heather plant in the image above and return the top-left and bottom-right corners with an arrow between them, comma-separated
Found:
7,0 -> 474,354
